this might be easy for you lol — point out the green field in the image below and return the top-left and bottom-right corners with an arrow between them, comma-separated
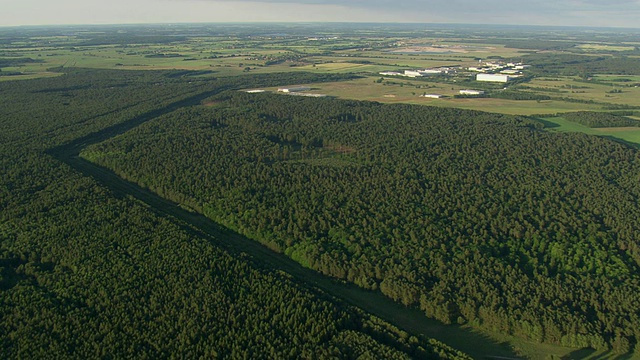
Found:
538,117 -> 640,146
0,31 -> 533,80
594,74 -> 640,82
4,30 -> 640,124
260,77 -> 609,115
0,71 -> 62,82
522,76 -> 640,108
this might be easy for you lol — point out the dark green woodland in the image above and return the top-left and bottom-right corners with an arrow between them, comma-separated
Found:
6,21 -> 640,359
84,90 -> 640,354
0,69 -> 470,359
561,111 -> 640,128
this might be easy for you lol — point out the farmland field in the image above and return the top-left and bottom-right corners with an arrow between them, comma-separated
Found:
4,25 -> 639,123
540,117 -> 640,145
577,44 -> 637,52
257,77 -> 609,115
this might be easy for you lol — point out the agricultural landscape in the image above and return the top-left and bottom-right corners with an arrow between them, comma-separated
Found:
3,22 -> 640,359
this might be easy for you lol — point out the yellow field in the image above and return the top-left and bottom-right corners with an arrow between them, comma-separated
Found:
523,77 -> 640,108
577,44 -> 637,51
0,72 -> 63,82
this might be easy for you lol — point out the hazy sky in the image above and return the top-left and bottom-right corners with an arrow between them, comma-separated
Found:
1,0 -> 639,28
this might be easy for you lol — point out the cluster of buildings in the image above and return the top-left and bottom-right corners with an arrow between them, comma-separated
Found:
242,87 -> 327,98
249,59 -> 532,100
277,86 -> 311,93
476,73 -> 513,83
379,67 -> 454,78
376,59 -> 535,99
468,61 -> 530,83
458,89 -> 485,96
276,86 -> 327,97
306,36 -> 339,41
468,61 -> 530,73
379,61 -> 530,84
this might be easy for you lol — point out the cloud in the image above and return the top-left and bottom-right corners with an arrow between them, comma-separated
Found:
227,0 -> 640,26
226,0 -> 640,15
213,0 -> 639,10
1,0 -> 639,27
193,0 -> 639,20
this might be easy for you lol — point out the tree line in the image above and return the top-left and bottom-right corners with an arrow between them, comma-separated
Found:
562,111 -> 640,128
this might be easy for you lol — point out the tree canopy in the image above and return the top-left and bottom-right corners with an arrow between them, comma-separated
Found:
0,69 -> 468,359
84,90 -> 640,353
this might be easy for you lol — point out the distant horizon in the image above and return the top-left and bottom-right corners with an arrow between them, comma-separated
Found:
2,21 -> 640,32
2,0 -> 640,29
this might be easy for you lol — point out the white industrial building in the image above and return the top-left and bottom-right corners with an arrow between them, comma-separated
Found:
477,74 -> 511,83
469,61 -> 530,75
420,94 -> 444,99
419,69 -> 443,75
286,92 -> 327,98
404,70 -> 424,77
379,71 -> 402,76
459,89 -> 485,96
403,69 -> 443,77
278,86 -> 311,93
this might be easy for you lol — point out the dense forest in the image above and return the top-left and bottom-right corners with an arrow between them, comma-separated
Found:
523,53 -> 640,76
84,91 -> 640,354
0,69 -> 469,359
562,111 -> 640,128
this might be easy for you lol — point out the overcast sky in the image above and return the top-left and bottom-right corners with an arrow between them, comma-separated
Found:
1,0 -> 639,28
